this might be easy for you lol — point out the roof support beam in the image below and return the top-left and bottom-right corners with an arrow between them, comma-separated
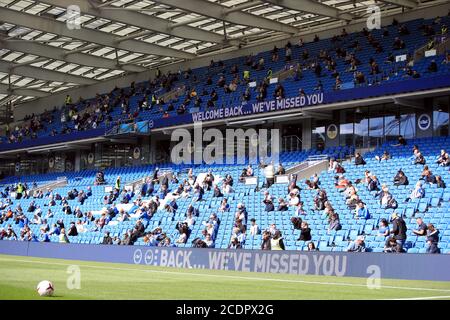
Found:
0,63 -> 97,85
380,0 -> 418,9
0,7 -> 195,60
261,0 -> 355,21
38,0 -> 234,45
0,84 -> 49,97
0,39 -> 147,73
152,0 -> 299,34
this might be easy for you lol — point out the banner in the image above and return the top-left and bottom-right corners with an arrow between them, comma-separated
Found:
1,241 -> 449,281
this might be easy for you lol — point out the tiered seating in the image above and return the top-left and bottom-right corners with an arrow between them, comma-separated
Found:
2,16 -> 449,147
1,137 -> 449,254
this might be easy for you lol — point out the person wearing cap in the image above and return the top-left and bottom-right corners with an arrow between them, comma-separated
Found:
346,236 -> 366,252
389,212 -> 407,251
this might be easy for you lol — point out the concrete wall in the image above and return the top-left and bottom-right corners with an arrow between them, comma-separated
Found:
13,2 -> 450,121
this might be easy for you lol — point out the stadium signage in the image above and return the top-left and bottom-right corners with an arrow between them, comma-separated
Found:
191,93 -> 324,123
417,114 -> 431,131
2,242 -> 450,281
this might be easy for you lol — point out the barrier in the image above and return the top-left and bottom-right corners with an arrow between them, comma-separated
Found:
1,241 -> 449,281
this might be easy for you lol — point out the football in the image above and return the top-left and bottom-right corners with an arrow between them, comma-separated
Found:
37,280 -> 54,297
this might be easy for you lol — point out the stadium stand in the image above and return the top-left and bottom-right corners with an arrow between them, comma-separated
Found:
1,5 -> 449,257
1,15 -> 449,150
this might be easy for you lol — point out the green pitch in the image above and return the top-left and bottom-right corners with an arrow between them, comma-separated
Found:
0,254 -> 449,300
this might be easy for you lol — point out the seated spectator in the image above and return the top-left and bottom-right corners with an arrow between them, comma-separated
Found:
378,219 -> 390,237
260,231 -> 271,250
291,216 -> 302,230
436,150 -> 450,166
347,236 -> 366,252
426,223 -> 440,244
313,189 -> 327,211
307,242 -> 318,251
392,135 -> 407,147
375,150 -> 391,162
420,166 -> 436,184
277,198 -> 288,211
263,191 -> 274,212
354,152 -> 366,166
405,181 -> 425,202
393,169 -> 409,186
328,213 -> 342,232
228,237 -> 242,249
354,201 -> 370,220
271,230 -> 285,250
218,198 -> 230,212
427,59 -> 438,72
276,163 -> 286,175
297,221 -> 311,241
383,237 -> 402,253
412,151 -> 426,165
412,218 -> 428,236
436,175 -> 446,188
295,201 -> 306,216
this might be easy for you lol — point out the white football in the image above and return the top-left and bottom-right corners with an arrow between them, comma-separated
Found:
37,280 -> 54,297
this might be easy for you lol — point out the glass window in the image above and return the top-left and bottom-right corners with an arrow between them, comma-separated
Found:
400,113 -> 416,139
354,107 -> 369,148
384,115 -> 400,142
339,110 -> 354,147
433,97 -> 449,136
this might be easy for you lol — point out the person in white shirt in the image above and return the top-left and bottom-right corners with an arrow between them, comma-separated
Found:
328,159 -> 338,172
204,234 -> 214,248
264,162 -> 275,187
249,218 -> 260,236
184,212 -> 195,227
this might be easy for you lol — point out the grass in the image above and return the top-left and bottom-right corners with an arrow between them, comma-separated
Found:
0,254 -> 449,300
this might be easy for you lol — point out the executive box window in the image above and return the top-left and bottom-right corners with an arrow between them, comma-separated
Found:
433,96 -> 449,136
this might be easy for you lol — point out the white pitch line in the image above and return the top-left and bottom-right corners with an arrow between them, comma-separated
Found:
390,296 -> 450,300
1,256 -> 450,294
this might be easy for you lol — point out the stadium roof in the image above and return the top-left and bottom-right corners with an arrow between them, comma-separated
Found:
0,0 -> 444,106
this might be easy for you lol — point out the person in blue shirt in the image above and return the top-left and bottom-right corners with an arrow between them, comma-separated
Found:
377,218 -> 390,237
158,185 -> 168,200
48,223 -> 60,236
139,211 -> 151,229
354,201 -> 370,219
40,228 -> 50,242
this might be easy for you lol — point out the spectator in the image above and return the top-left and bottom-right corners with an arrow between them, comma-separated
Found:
347,236 -> 366,252
389,212 -> 407,251
305,242 -> 316,251
384,237 -> 402,253
405,181 -> 425,202
262,191 -> 274,212
271,230 -> 285,250
378,218 -> 390,237
59,228 -> 69,243
436,150 -> 450,166
354,202 -> 370,220
328,213 -> 342,232
392,135 -> 407,147
264,162 -> 275,188
249,218 -> 260,236
393,169 -> 409,186
261,231 -> 271,250
354,152 -> 366,166
413,151 -> 426,165
412,218 -> 428,236
297,221 -> 311,241
375,150 -> 391,162
427,59 -> 438,72
102,231 -> 113,245
277,197 -> 288,211
228,237 -> 242,249
436,175 -> 446,188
